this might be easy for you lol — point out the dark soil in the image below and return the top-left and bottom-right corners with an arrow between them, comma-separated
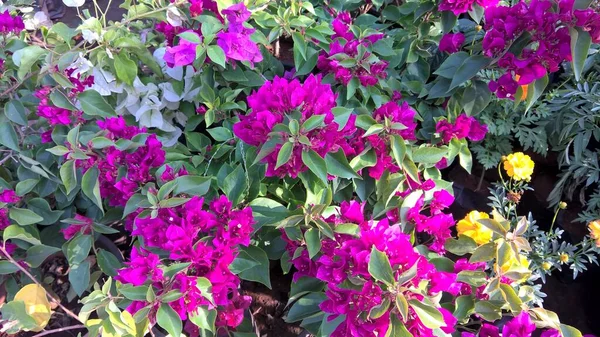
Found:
241,264 -> 304,337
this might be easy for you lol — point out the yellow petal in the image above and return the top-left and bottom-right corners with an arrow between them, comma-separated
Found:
14,284 -> 52,332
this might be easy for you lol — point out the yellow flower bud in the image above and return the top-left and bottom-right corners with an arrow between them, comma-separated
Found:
542,261 -> 552,271
475,25 -> 483,32
559,202 -> 567,209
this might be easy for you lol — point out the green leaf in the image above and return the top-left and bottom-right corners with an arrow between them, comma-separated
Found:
292,32 -> 307,60
4,101 -> 28,125
458,144 -> 472,173
0,301 -> 40,332
97,249 -> 122,277
285,292 -> 327,322
0,115 -> 19,151
26,198 -> 63,226
408,300 -> 444,329
449,55 -> 490,90
222,166 -> 247,205
302,115 -> 326,132
461,80 -> 491,116
82,166 -> 104,213
468,4 -> 484,23
14,45 -> 46,80
67,235 -> 93,265
454,295 -> 475,322
207,45 -> 227,68
189,307 -> 216,332
60,160 -> 77,195
368,247 -> 395,286
560,324 -> 583,337
173,175 -> 211,196
114,54 -> 137,86
434,52 -> 469,79
569,27 -> 591,82
386,314 -> 413,337
157,303 -> 182,337
229,249 -> 260,274
78,90 -> 116,117
26,245 -> 61,268
474,300 -> 502,321
524,74 -> 549,112
16,179 -> 39,196
276,142 -> 294,169
332,107 -> 353,130
69,260 -> 91,296
237,245 -> 271,289
325,151 -> 361,179
305,228 -> 321,259
444,235 -> 477,256
363,124 -> 385,137
469,242 -> 496,263
119,285 -> 150,301
477,218 -> 508,236
441,11 -> 457,34
206,127 -> 232,142
50,90 -> 76,110
9,208 -> 43,226
457,270 -> 487,287
0,261 -> 20,274
411,146 -> 447,164
499,283 -> 522,312
302,149 -> 328,184
391,135 -> 407,165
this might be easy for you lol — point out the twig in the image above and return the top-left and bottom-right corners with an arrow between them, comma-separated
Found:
0,245 -> 84,324
32,325 -> 86,337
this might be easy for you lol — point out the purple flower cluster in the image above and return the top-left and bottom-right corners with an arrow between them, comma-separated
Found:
0,11 -> 24,35
33,69 -> 93,126
233,74 -> 356,178
282,200 -> 470,337
484,0 -> 597,99
439,0 -> 498,16
0,189 -> 20,230
116,195 -> 253,328
440,33 -> 465,54
217,3 -> 263,65
75,117 -> 164,207
61,214 -> 93,240
164,32 -> 201,67
317,12 -> 388,86
436,113 -> 488,143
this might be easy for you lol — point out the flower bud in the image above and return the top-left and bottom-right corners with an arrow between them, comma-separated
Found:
559,201 -> 567,209
559,253 -> 569,263
475,25 -> 483,32
542,261 -> 552,271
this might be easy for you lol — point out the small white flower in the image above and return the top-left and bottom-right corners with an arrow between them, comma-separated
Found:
24,11 -> 51,30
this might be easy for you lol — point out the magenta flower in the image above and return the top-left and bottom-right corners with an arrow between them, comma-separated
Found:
502,312 -> 536,337
436,114 -> 488,143
221,2 -> 251,23
164,32 -> 200,67
61,214 -> 94,240
0,189 -> 20,203
489,73 -> 519,99
575,9 -> 600,43
115,247 -> 164,286
0,10 -> 24,35
439,33 -> 465,53
216,31 -> 263,65
0,209 -> 10,230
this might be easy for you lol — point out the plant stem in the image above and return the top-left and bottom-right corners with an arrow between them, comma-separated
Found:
549,206 -> 560,234
32,325 -> 86,337
0,245 -> 84,324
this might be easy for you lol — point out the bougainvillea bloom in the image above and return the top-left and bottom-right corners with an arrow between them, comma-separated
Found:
0,10 -> 24,34
436,114 -> 488,143
439,0 -> 498,15
163,32 -> 200,67
456,211 -> 493,245
217,3 -> 263,65
234,74 -> 356,178
503,152 -> 535,181
439,33 -> 465,53
61,214 -> 94,240
0,189 -> 20,203
502,311 -> 536,337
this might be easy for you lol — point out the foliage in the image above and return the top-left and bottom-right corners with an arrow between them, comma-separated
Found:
0,0 -> 597,336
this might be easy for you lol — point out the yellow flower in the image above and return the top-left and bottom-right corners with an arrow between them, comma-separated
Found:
559,253 -> 569,263
503,152 -> 535,181
457,211 -> 493,245
541,261 -> 552,271
589,220 -> 600,247
13,284 -> 52,332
